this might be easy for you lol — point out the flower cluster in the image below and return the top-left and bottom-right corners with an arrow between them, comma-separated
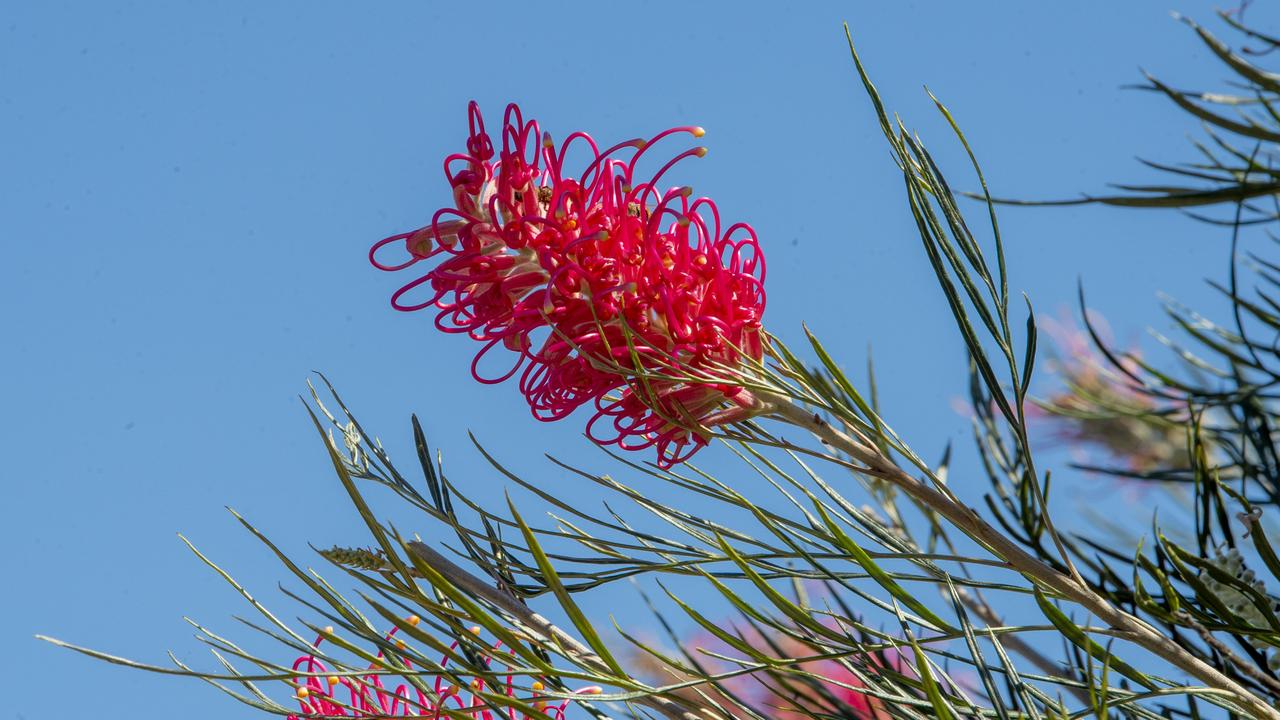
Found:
1032,314 -> 1188,473
371,103 -> 767,466
286,619 -> 598,719
1202,548 -> 1280,669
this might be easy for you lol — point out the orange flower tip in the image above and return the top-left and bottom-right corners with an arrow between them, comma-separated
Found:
327,676 -> 341,686
471,679 -> 483,689
296,688 -> 311,699
542,132 -> 554,148
396,639 -> 407,649
407,614 -> 421,626
677,216 -> 691,228
634,139 -> 648,150
531,680 -> 545,692
693,146 -> 708,158
469,625 -> 483,635
446,683 -> 461,696
691,126 -> 706,138
678,186 -> 693,197
323,626 -> 335,635
621,184 -> 633,193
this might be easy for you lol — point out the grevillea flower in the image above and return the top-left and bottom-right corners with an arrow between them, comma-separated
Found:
371,102 -> 767,466
286,618 -> 600,719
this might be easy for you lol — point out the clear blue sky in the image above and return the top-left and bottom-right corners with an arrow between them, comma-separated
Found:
5,2 -> 1277,717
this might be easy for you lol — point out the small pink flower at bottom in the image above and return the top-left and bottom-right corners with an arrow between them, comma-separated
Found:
371,102 -> 767,467
286,620 -> 598,719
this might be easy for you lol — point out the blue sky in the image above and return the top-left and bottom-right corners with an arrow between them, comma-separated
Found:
5,2 -> 1278,717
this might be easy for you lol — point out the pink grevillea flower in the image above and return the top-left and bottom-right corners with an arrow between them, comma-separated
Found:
286,619 -> 600,719
371,102 -> 767,467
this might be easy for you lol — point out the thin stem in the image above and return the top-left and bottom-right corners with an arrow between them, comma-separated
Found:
953,586 -> 1094,707
405,541 -> 712,720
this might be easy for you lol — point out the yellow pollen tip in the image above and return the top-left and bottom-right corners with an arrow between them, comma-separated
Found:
677,216 -> 691,227
446,683 -> 460,696
469,625 -> 482,635
327,676 -> 341,686
396,639 -> 407,649
691,126 -> 705,137
296,687 -> 310,699
472,679 -> 483,689
542,133 -> 554,148
693,147 -> 708,158
579,686 -> 603,695
634,139 -> 647,150
407,614 -> 420,626
323,626 -> 334,635
531,681 -> 545,691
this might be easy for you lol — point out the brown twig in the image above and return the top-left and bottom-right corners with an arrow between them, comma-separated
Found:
1176,610 -> 1280,697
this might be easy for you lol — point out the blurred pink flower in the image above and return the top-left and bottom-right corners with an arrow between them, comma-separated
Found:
1032,312 -> 1188,473
630,624 -> 902,720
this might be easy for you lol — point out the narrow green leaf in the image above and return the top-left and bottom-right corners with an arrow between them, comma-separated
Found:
506,498 -> 628,678
815,503 -> 955,633
1032,589 -> 1155,690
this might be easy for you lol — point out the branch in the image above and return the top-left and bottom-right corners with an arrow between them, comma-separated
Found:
767,396 -> 1280,720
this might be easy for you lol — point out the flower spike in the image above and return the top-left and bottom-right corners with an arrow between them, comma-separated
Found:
371,102 -> 768,466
